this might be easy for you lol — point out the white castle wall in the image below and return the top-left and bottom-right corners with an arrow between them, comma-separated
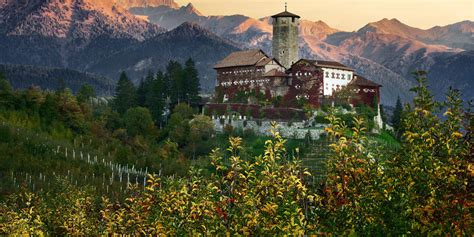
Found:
321,68 -> 354,96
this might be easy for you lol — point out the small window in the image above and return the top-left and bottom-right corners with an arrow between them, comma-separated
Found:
331,72 -> 335,78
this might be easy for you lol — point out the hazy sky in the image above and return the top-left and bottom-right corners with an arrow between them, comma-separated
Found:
174,0 -> 474,31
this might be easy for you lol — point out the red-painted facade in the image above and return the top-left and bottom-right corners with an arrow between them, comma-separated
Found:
348,76 -> 382,107
284,60 -> 324,107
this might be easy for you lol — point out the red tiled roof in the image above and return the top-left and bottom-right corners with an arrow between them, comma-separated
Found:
292,59 -> 354,71
350,75 -> 382,87
214,49 -> 269,69
314,60 -> 353,71
255,57 -> 273,66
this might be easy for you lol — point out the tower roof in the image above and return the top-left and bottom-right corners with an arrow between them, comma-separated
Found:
272,3 -> 300,18
272,11 -> 300,18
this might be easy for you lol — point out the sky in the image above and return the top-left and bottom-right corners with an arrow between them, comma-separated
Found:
174,0 -> 474,31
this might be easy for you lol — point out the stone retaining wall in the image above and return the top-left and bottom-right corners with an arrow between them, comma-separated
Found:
211,115 -> 326,140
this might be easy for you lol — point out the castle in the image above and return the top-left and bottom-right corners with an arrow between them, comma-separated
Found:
212,5 -> 381,110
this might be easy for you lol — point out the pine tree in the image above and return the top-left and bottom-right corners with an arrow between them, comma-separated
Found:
0,72 -> 12,93
77,83 -> 95,103
137,71 -> 154,107
166,61 -> 184,104
162,70 -> 171,100
40,93 -> 59,125
184,58 -> 201,104
146,71 -> 166,126
57,78 -> 66,93
113,72 -> 136,114
392,96 -> 403,133
0,72 -> 13,108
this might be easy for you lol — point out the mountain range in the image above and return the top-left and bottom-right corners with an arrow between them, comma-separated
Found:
0,0 -> 472,105
0,0 -> 237,92
115,0 -> 179,9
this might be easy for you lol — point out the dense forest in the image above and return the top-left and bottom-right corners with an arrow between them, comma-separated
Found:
0,64 -> 114,95
0,65 -> 472,235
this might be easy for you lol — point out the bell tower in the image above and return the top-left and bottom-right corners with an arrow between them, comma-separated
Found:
272,3 -> 300,69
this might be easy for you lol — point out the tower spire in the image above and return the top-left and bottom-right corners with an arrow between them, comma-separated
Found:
285,2 -> 287,11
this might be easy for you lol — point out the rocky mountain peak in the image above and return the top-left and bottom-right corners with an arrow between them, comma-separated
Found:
169,21 -> 213,37
0,0 -> 164,40
114,0 -> 179,9
181,2 -> 203,16
300,20 -> 340,36
158,21 -> 240,49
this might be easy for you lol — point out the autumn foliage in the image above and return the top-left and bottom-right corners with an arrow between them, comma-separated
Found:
0,71 -> 472,235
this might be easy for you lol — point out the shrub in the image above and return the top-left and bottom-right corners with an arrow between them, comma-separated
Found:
223,124 -> 233,137
243,128 -> 255,138
339,103 -> 352,111
314,115 -> 329,124
0,125 -> 12,142
321,104 -> 330,112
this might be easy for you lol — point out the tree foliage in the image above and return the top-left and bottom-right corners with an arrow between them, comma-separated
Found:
320,71 -> 472,235
113,72 -> 136,114
0,72 -> 14,109
123,107 -> 156,137
76,83 -> 95,103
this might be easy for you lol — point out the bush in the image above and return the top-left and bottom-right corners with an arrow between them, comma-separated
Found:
124,107 -> 155,137
321,104 -> 330,112
243,128 -> 255,138
338,103 -> 352,111
314,115 -> 329,124
0,125 -> 12,142
338,113 -> 355,128
223,124 -> 233,137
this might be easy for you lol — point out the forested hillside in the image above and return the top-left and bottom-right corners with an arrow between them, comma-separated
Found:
0,64 -> 114,95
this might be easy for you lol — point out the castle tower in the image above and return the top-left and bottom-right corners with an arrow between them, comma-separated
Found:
272,3 -> 300,69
